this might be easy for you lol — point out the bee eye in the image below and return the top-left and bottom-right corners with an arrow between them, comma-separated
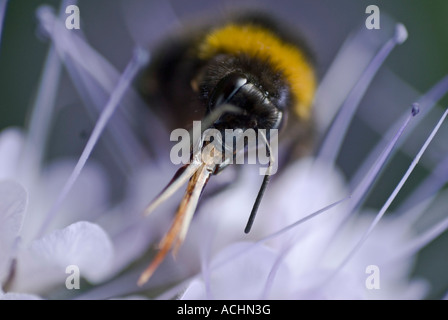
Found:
208,72 -> 248,111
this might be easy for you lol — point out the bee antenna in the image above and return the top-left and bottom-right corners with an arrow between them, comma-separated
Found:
245,173 -> 271,234
244,131 -> 274,234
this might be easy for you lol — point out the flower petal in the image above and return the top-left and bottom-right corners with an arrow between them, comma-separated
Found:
180,279 -> 206,300
183,242 -> 292,300
0,180 -> 27,281
14,221 -> 113,292
0,128 -> 24,180
0,286 -> 42,300
0,292 -> 42,300
31,221 -> 114,281
20,160 -> 110,244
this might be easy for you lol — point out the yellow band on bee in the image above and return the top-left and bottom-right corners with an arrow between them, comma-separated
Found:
198,24 -> 316,120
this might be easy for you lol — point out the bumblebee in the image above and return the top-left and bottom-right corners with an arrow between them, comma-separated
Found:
137,12 -> 316,285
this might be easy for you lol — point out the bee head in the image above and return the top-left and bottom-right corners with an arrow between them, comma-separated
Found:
206,71 -> 284,134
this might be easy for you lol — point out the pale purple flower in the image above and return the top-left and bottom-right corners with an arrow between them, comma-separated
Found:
0,130 -> 114,295
0,1 -> 157,299
1,0 -> 448,300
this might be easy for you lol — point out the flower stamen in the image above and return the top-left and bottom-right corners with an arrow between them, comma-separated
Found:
317,23 -> 408,166
326,106 -> 448,284
37,47 -> 148,237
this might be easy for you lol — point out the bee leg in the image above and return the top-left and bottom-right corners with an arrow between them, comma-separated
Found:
138,163 -> 212,286
143,160 -> 202,216
138,188 -> 193,286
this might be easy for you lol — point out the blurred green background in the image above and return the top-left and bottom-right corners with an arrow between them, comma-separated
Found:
0,0 -> 447,299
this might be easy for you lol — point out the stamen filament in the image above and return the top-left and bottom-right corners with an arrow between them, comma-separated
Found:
327,107 -> 448,283
0,0 -> 9,50
317,23 -> 408,165
37,47 -> 148,238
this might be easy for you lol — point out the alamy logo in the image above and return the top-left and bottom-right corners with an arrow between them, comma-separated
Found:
170,121 -> 279,175
365,264 -> 380,289
65,5 -> 80,30
365,5 -> 380,30
65,265 -> 80,290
